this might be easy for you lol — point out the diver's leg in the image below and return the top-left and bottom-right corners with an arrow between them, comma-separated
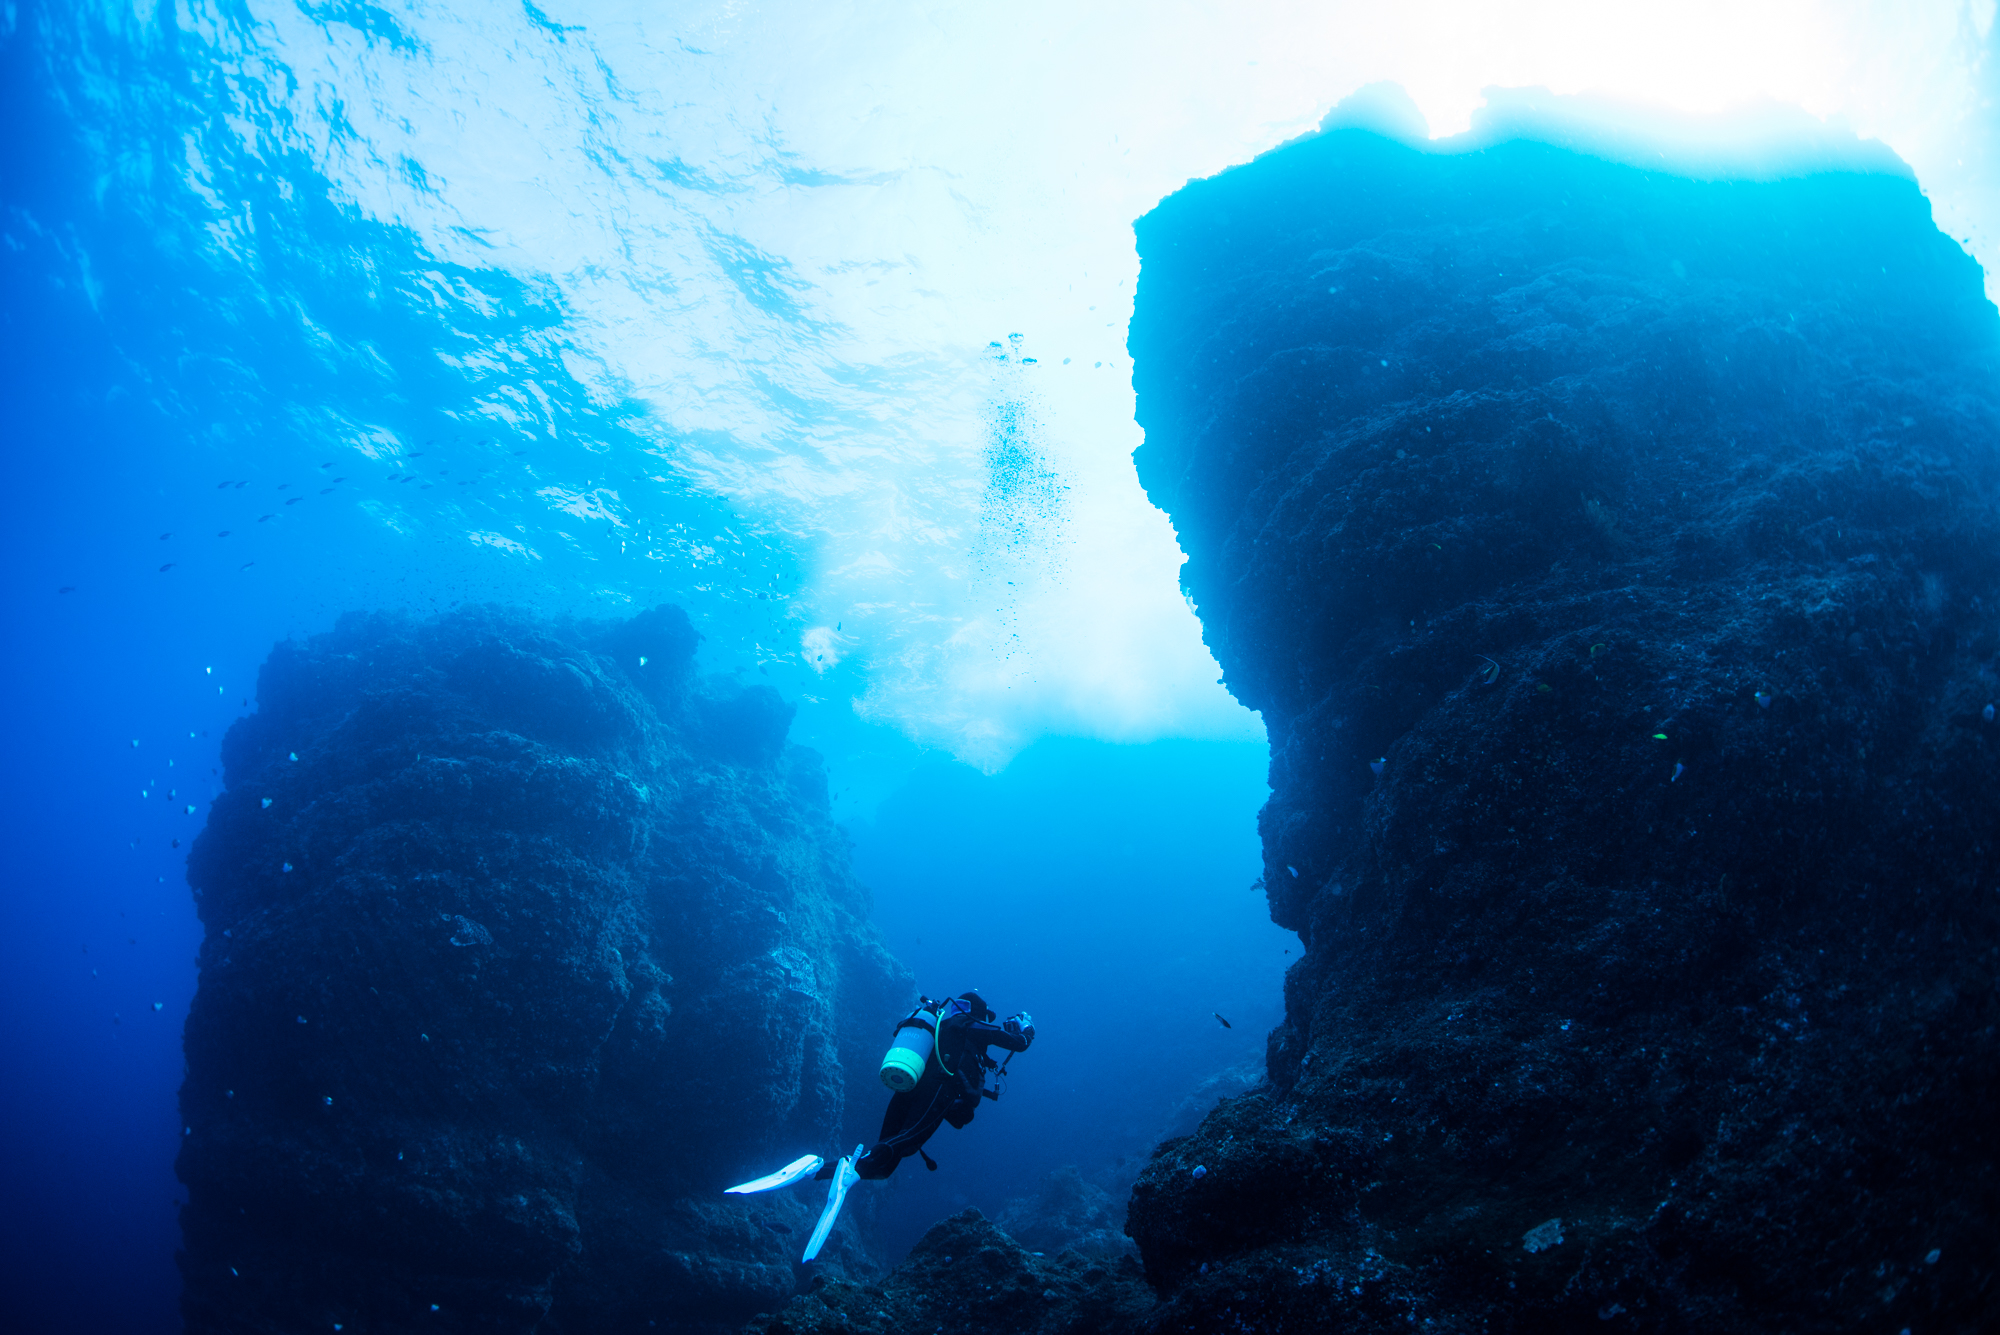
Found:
854,1144 -> 899,1179
857,1082 -> 953,1179
818,1086 -> 918,1180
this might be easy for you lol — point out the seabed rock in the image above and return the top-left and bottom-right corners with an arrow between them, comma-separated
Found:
177,605 -> 910,1334
745,1209 -> 1153,1335
1117,123 -> 2000,1330
995,1165 -> 1138,1262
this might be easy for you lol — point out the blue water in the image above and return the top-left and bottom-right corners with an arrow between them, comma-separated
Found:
0,10 -> 1283,1328
851,738 -> 1285,1256
5,3 -> 1995,1332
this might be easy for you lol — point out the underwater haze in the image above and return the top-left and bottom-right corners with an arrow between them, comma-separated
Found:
3,2 -> 1998,1333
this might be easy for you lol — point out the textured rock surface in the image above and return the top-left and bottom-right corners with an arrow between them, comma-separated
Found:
176,605 -> 911,1334
1125,128 -> 2000,1331
744,1209 -> 1153,1335
995,1166 -> 1137,1262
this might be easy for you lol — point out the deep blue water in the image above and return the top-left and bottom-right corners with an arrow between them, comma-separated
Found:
851,738 -> 1285,1257
5,4 -> 1994,1332
0,18 -> 1282,1323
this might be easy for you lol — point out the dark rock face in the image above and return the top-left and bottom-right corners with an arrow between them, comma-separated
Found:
995,1166 -> 1137,1262
745,1209 -> 1154,1335
177,605 -> 911,1334
1126,129 -> 2000,1331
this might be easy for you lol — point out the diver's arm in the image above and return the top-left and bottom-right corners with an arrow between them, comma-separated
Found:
954,1014 -> 1032,1052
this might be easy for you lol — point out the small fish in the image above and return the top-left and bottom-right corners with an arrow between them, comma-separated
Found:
1477,655 -> 1501,686
258,514 -> 274,522
239,562 -> 255,570
1671,762 -> 1685,782
58,585 -> 75,594
761,1221 -> 792,1235
1213,1012 -> 1232,1029
158,532 -> 171,540
158,563 -> 175,572
216,530 -> 230,537
320,462 -> 334,469
1755,691 -> 1773,709
333,477 -> 346,483
215,481 -> 232,489
1369,757 -> 1386,776
285,497 -> 302,505
319,487 -> 334,494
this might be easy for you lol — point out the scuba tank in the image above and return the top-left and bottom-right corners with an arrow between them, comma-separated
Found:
879,993 -> 985,1092
879,1002 -> 940,1092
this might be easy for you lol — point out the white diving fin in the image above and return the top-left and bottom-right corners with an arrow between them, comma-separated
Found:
723,1153 -> 823,1195
800,1144 -> 864,1263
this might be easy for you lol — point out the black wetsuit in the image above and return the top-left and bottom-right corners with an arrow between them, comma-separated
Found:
855,1011 -> 1031,1179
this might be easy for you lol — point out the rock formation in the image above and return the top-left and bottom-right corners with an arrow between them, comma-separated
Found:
745,1209 -> 1153,1335
176,605 -> 911,1334
995,1166 -> 1137,1262
1122,124 -> 2000,1330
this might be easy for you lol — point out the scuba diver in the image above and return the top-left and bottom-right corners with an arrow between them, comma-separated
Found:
724,991 -> 1035,1262
850,990 -> 1034,1180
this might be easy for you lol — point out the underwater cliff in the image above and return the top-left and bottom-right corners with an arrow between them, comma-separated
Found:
1113,127 -> 2000,1331
175,605 -> 911,1334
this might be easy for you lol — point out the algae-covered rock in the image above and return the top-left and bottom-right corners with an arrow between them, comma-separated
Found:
745,1209 -> 1153,1335
995,1165 -> 1136,1262
1127,124 -> 2000,1332
176,605 -> 911,1334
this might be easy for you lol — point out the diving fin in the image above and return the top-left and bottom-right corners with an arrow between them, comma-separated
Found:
800,1144 -> 863,1263
724,1154 -> 823,1195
